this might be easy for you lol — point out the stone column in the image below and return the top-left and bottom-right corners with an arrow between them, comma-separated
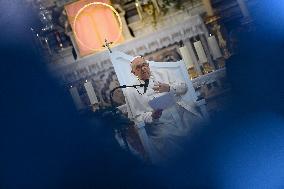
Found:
202,0 -> 214,16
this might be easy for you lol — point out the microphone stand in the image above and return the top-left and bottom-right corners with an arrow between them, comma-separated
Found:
109,84 -> 144,107
107,84 -> 145,153
101,41 -> 137,152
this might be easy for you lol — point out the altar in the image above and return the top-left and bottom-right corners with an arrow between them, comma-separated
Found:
48,14 -> 227,111
43,2 -> 230,162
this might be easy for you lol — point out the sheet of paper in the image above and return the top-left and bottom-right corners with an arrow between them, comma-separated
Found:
148,93 -> 175,110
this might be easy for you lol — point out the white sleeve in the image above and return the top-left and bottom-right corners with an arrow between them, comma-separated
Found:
125,88 -> 154,124
135,111 -> 153,124
169,82 -> 187,95
166,70 -> 187,95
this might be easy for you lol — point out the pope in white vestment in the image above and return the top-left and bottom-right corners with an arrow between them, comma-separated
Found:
126,56 -> 202,162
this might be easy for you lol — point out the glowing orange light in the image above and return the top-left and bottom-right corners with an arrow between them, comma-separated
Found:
65,1 -> 123,56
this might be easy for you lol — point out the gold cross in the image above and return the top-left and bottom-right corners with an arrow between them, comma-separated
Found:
103,38 -> 113,53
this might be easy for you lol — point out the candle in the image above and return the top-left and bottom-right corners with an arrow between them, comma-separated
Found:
179,46 -> 194,69
207,35 -> 222,60
84,81 -> 98,105
44,37 -> 52,55
193,41 -> 208,64
69,86 -> 84,110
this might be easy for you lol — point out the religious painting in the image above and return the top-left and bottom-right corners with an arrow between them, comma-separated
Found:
65,0 -> 124,57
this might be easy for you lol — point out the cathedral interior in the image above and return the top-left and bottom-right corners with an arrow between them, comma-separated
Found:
28,0 -> 258,113
2,0 -> 284,188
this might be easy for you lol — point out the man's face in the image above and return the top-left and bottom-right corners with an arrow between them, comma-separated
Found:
131,57 -> 151,81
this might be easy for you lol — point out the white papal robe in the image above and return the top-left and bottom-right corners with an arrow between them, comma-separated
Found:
126,69 -> 202,162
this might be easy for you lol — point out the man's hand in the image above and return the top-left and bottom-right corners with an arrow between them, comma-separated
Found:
151,109 -> 163,120
153,82 -> 170,93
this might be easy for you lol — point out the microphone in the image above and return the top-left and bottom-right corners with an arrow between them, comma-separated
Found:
109,83 -> 146,107
143,79 -> 149,93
